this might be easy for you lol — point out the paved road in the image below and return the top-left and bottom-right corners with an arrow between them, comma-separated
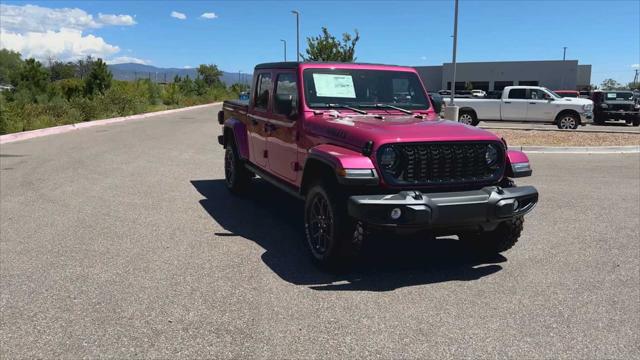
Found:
2,105 -> 639,358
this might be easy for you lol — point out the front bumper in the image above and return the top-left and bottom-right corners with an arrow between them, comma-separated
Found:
580,111 -> 594,124
601,110 -> 640,121
348,185 -> 538,230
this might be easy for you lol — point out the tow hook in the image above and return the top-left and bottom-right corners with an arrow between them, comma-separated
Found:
408,191 -> 423,200
495,186 -> 504,195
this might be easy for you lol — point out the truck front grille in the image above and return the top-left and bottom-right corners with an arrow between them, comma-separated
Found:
378,142 -> 505,186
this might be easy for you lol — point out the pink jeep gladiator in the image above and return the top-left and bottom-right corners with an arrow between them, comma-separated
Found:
218,62 -> 538,267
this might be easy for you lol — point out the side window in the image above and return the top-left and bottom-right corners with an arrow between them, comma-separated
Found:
254,73 -> 272,110
274,73 -> 298,117
529,89 -> 545,100
508,89 -> 527,99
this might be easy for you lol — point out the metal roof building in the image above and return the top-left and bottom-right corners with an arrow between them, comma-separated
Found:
415,60 -> 592,92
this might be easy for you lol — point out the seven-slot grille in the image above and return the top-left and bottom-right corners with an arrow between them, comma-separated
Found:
380,142 -> 504,185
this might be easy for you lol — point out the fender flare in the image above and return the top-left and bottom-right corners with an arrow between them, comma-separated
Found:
223,118 -> 250,160
505,149 -> 532,177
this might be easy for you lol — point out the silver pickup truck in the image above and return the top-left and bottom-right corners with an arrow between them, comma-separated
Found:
445,86 -> 594,129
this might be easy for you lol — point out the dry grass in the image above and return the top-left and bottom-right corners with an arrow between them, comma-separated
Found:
489,129 -> 640,146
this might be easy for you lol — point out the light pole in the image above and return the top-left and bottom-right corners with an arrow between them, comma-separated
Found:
449,0 -> 459,106
280,39 -> 287,61
563,46 -> 567,61
291,10 -> 300,62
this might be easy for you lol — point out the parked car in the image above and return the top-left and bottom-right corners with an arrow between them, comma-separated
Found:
217,62 -> 538,268
438,89 -> 451,96
554,90 -> 580,98
591,90 -> 640,126
445,86 -> 594,129
471,89 -> 487,97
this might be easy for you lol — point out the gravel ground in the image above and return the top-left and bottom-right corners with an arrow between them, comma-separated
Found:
490,129 -> 640,146
1,104 -> 639,358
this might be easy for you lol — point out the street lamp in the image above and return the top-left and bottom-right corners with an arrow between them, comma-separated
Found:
291,10 -> 300,62
563,46 -> 567,61
280,39 -> 287,61
443,0 -> 460,122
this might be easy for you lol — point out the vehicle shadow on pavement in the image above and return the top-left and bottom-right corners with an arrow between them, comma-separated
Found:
191,179 -> 506,292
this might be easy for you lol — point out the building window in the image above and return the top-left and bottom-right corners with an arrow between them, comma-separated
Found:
447,82 -> 466,91
518,81 -> 539,86
470,81 -> 489,91
493,81 -> 513,91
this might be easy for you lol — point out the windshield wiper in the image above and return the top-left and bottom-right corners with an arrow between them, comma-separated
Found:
322,103 -> 368,114
359,103 -> 413,115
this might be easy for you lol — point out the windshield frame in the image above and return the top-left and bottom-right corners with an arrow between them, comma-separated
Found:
541,88 -> 562,99
301,67 -> 431,112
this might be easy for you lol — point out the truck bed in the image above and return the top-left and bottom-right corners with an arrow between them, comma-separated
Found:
222,99 -> 249,122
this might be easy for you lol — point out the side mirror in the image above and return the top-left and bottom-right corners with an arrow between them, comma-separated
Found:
288,96 -> 299,120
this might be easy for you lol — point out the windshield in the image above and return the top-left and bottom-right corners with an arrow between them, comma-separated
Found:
303,68 -> 430,111
605,92 -> 634,101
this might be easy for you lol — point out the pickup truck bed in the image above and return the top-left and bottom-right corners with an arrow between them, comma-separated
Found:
220,100 -> 249,124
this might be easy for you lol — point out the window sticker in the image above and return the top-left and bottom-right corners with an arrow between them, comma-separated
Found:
312,73 -> 356,98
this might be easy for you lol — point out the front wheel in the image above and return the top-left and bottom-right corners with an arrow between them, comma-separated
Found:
557,113 -> 579,129
460,217 -> 524,254
459,110 -> 478,126
632,118 -> 640,127
304,183 -> 363,269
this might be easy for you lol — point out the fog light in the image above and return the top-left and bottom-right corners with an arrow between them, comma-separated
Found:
390,208 -> 402,220
513,199 -> 519,211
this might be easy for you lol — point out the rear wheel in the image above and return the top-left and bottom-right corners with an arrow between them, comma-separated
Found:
460,217 -> 524,254
304,182 -> 363,269
633,118 -> 640,126
458,110 -> 478,126
557,113 -> 579,130
224,139 -> 252,194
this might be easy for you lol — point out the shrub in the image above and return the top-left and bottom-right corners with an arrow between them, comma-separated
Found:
70,97 -> 102,121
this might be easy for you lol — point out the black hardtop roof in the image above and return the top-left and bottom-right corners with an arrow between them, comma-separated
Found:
254,61 -> 412,70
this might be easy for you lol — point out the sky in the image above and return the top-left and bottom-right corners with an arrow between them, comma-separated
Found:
1,0 -> 639,85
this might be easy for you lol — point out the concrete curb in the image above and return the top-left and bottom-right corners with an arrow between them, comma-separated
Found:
513,145 -> 640,154
0,102 -> 222,145
481,125 -> 640,135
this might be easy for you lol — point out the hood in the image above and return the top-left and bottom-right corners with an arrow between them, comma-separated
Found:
305,113 -> 501,150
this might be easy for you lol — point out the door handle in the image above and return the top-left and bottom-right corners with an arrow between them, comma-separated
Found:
504,101 -> 511,104
529,102 -> 536,104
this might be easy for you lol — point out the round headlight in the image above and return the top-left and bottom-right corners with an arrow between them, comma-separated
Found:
485,144 -> 498,166
380,147 -> 398,168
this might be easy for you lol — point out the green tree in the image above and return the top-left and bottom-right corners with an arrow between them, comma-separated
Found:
178,75 -> 195,96
302,27 -> 360,62
197,64 -> 223,87
600,78 -> 621,90
56,78 -> 85,100
626,81 -> 639,90
76,56 -> 95,79
84,58 -> 112,96
49,61 -> 77,81
0,49 -> 23,85
194,76 -> 208,96
229,83 -> 249,94
15,58 -> 50,100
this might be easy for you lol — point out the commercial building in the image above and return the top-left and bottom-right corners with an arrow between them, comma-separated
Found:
415,60 -> 592,92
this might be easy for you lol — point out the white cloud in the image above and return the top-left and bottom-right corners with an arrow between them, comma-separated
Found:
97,13 -> 136,26
201,12 -> 218,19
632,64 -> 640,69
107,56 -> 150,65
0,4 -> 139,63
0,4 -> 135,32
183,65 -> 194,69
0,28 -> 119,61
420,56 -> 427,61
171,11 -> 187,20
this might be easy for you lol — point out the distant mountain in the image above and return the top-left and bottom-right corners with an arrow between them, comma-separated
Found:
108,63 -> 251,85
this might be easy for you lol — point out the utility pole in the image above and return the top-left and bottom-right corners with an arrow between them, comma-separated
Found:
633,69 -> 639,88
280,39 -> 287,61
444,0 -> 460,122
291,10 -> 300,62
563,46 -> 567,61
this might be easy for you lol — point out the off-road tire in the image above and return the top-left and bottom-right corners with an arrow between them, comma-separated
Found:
461,216 -> 524,254
632,118 -> 640,127
459,110 -> 479,126
304,181 -> 363,269
556,113 -> 579,130
224,138 -> 252,194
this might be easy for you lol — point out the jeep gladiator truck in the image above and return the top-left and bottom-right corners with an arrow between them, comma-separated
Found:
590,90 -> 640,126
218,62 -> 539,267
445,86 -> 594,129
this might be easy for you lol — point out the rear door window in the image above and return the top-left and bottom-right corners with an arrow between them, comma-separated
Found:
507,89 -> 527,99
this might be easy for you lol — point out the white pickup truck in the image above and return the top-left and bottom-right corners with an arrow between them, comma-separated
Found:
445,86 -> 594,129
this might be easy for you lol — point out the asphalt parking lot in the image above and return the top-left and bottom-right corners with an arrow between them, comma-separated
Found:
1,104 -> 639,358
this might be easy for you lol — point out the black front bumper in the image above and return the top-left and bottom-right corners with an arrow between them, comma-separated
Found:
348,186 -> 538,231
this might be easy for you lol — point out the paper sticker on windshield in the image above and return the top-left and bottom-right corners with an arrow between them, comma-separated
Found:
312,73 -> 356,98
